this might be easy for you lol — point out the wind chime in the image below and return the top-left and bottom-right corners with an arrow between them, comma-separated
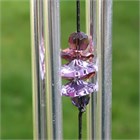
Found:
61,0 -> 98,139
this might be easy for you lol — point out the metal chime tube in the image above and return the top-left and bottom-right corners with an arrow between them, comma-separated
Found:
44,0 -> 62,139
31,0 -> 62,139
31,0 -> 47,139
86,0 -> 97,139
86,0 -> 112,139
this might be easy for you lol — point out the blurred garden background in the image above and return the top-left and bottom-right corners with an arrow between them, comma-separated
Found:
1,0 -> 139,139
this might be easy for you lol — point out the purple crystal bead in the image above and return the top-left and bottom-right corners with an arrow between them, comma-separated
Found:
68,32 -> 89,50
61,59 -> 96,80
61,80 -> 97,97
71,95 -> 90,110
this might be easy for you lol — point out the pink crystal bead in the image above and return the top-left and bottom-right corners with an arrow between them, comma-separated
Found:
68,32 -> 89,50
61,59 -> 96,80
61,80 -> 96,97
61,48 -> 94,61
62,35 -> 94,61
81,36 -> 94,56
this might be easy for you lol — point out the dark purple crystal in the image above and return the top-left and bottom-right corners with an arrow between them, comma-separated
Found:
71,95 -> 90,111
68,32 -> 89,50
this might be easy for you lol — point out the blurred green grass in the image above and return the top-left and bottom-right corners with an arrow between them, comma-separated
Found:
1,1 -> 139,139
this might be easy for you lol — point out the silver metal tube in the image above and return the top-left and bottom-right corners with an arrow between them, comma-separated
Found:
31,0 -> 62,139
44,0 -> 62,140
101,1 -> 112,139
86,0 -> 112,139
86,0 -> 97,139
95,0 -> 103,139
31,0 -> 47,139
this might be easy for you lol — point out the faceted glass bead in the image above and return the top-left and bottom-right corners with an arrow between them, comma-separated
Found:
68,32 -> 89,50
62,35 -> 94,61
61,80 -> 96,97
61,48 -> 74,61
71,95 -> 90,111
61,59 -> 96,80
61,48 -> 94,61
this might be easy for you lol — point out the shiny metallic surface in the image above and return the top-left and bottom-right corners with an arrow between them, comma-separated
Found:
31,0 -> 47,139
86,0 -> 112,139
86,0 -> 97,139
96,0 -> 103,139
44,0 -> 62,140
30,0 -> 39,139
31,0 -> 62,139
102,1 -> 112,139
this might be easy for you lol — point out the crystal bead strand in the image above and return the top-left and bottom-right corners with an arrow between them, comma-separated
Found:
61,0 -> 97,139
61,33 -> 97,110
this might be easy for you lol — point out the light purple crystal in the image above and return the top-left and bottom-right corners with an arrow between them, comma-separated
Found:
61,80 -> 97,97
61,59 -> 96,80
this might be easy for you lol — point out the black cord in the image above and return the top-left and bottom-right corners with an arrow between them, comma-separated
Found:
76,0 -> 80,32
78,97 -> 85,140
78,108 -> 83,140
76,1 -> 83,139
76,0 -> 80,51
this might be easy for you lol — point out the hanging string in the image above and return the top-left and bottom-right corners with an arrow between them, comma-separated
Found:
76,0 -> 83,140
78,109 -> 83,140
76,0 -> 80,32
78,97 -> 85,140
76,0 -> 80,55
